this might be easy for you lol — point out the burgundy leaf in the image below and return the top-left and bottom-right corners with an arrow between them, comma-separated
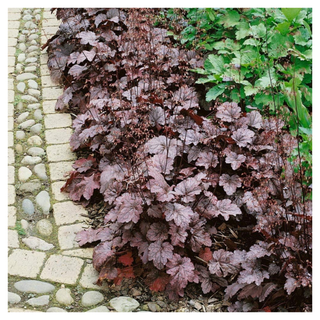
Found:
246,110 -> 263,129
208,249 -> 239,277
223,148 -> 246,170
231,128 -> 255,147
93,241 -> 114,269
149,106 -> 165,126
147,205 -> 163,218
208,199 -> 242,221
195,151 -> 218,169
219,174 -> 242,195
164,203 -> 196,228
189,221 -> 212,252
225,282 -> 246,299
147,222 -> 168,242
216,102 -> 241,122
168,223 -> 188,247
145,136 -> 179,158
148,154 -> 174,175
147,171 -> 174,202
77,31 -> 98,46
284,276 -> 298,295
130,232 -> 149,264
173,177 -> 202,203
72,155 -> 96,173
148,240 -> 174,270
95,13 -> 107,27
166,253 -> 197,290
76,227 -> 102,246
238,283 -> 263,300
69,64 -> 88,77
259,283 -> 277,302
77,49 -> 96,63
115,193 -> 143,224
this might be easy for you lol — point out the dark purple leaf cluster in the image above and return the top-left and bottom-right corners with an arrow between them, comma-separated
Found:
45,8 -> 312,309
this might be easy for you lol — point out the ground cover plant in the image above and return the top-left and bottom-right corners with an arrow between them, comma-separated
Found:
44,8 -> 312,312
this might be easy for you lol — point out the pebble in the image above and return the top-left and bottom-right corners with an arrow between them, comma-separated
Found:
131,288 -> 141,296
17,101 -> 24,111
16,131 -> 26,140
18,167 -> 32,182
28,103 -> 41,110
17,82 -> 26,93
109,297 -> 140,312
26,295 -> 50,306
28,89 -> 41,97
33,9 -> 41,14
16,73 -> 37,81
18,43 -> 26,52
14,280 -> 55,294
17,53 -> 26,62
17,112 -> 29,123
15,144 -> 24,153
20,219 -> 29,231
25,66 -> 37,72
28,79 -> 38,89
22,199 -> 34,215
34,163 -> 48,180
25,21 -> 37,29
35,190 -> 51,214
21,155 -> 42,165
21,95 -> 38,102
30,40 -> 38,45
28,51 -> 38,58
29,34 -> 39,40
8,292 -> 21,304
30,123 -> 42,134
87,306 -> 110,312
25,57 -> 37,63
22,236 -> 54,251
28,146 -> 45,156
36,219 -> 53,236
35,14 -> 41,21
81,291 -> 104,307
27,135 -> 43,145
19,119 -> 35,129
148,302 -> 161,312
19,181 -> 41,193
18,34 -> 26,42
16,63 -> 23,73
28,45 -> 39,53
47,307 -> 67,312
56,288 -> 74,305
34,109 -> 43,120
23,14 -> 33,21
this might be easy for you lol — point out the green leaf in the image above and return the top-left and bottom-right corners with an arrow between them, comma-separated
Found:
244,85 -> 259,96
250,23 -> 267,38
206,84 -> 227,101
206,54 -> 226,74
243,38 -> 260,46
206,8 -> 215,21
299,126 -> 312,136
236,21 -> 251,40
276,21 -> 291,35
294,28 -> 312,46
219,10 -> 240,27
281,8 -> 302,22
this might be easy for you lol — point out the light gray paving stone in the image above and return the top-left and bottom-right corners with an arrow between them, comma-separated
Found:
21,95 -> 38,102
8,37 -> 18,46
40,64 -> 50,76
36,190 -> 51,214
19,119 -> 35,129
28,79 -> 38,89
8,166 -> 14,184
43,87 -> 63,100
40,254 -> 84,285
8,57 -> 15,69
8,28 -> 19,37
30,123 -> 42,134
8,308 -> 42,312
22,199 -> 35,215
8,148 -> 14,164
8,21 -> 20,29
16,130 -> 26,140
17,82 -> 26,93
81,291 -> 104,307
8,185 -> 16,205
8,89 -> 14,102
56,288 -> 74,305
19,180 -> 41,193
87,306 -> 110,312
17,73 -> 37,81
17,111 -> 30,123
8,131 -> 13,147
62,248 -> 94,259
42,75 -> 57,87
49,161 -> 74,181
8,206 -> 17,228
8,249 -> 46,278
42,100 -> 56,114
45,128 -> 72,144
52,181 -> 69,200
47,307 -> 67,312
47,144 -> 76,162
8,103 -> 14,117
44,113 -> 72,129
79,264 -> 108,290
36,219 -> 53,237
18,167 -> 32,182
28,146 -> 45,156
34,163 -> 48,180
14,280 -> 56,294
8,78 -> 14,90
53,201 -> 88,226
43,26 -> 59,35
8,230 -> 19,248
21,155 -> 42,165
27,135 -> 43,145
58,223 -> 86,250
8,117 -> 13,131
22,236 -> 54,251
27,295 -> 50,306
109,297 -> 140,312
8,292 -> 21,304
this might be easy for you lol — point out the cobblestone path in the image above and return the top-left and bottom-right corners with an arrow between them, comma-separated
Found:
7,8 -> 115,312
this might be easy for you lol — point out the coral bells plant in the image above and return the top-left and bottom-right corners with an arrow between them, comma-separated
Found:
45,8 -> 311,311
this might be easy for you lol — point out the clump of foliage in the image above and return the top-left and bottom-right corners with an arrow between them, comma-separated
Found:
44,8 -> 312,311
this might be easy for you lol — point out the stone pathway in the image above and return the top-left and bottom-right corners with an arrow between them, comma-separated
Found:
7,8 -> 141,313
